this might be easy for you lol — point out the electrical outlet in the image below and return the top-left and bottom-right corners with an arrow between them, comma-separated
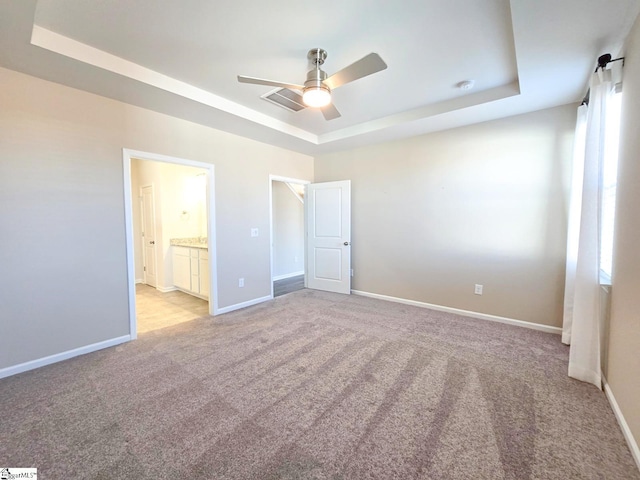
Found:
251,228 -> 259,237
239,278 -> 244,287
474,284 -> 483,295
350,269 -> 354,277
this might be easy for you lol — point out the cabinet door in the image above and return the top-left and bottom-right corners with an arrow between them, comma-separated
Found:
172,248 -> 191,291
199,250 -> 210,299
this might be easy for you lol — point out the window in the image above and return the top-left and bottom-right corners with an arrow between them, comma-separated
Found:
600,91 -> 622,281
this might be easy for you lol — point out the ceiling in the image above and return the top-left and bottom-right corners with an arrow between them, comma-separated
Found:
0,0 -> 639,155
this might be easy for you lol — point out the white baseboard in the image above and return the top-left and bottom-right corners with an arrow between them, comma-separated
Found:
157,285 -> 178,293
0,335 -> 131,380
351,290 -> 562,335
603,376 -> 640,472
273,271 -> 305,281
136,282 -> 175,292
216,295 -> 272,315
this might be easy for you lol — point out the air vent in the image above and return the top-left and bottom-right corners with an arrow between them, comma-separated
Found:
261,88 -> 306,112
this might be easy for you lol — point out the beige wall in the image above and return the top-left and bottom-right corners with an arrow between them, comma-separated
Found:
132,159 -> 207,288
607,12 -> 640,454
0,66 -> 313,370
315,105 -> 576,327
272,181 -> 304,278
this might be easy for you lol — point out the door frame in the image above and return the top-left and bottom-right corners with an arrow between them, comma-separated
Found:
269,175 -> 310,299
123,148 -> 220,340
140,183 -> 158,287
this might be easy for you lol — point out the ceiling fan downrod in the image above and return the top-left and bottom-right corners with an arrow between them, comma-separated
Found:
308,48 -> 327,67
305,48 -> 329,88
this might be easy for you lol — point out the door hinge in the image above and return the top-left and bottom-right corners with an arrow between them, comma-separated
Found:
144,266 -> 146,272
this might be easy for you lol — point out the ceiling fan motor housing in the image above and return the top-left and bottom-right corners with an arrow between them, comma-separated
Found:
304,67 -> 329,91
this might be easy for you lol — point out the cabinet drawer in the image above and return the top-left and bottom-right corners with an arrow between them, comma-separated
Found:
200,250 -> 208,261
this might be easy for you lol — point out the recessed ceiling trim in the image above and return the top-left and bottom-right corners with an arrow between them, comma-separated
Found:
30,25 -> 318,144
1,0 -> 632,155
28,25 -> 522,148
318,81 -> 521,144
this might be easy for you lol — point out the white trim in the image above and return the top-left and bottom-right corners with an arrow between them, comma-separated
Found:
123,151 -> 138,340
351,290 -> 563,335
269,175 -> 310,300
603,376 -> 640,472
31,26 -> 316,145
0,335 -> 130,380
123,149 -> 221,342
173,286 -> 208,301
216,295 -> 272,315
273,271 -> 305,281
156,285 -> 178,293
135,278 -> 144,284
30,26 -> 520,148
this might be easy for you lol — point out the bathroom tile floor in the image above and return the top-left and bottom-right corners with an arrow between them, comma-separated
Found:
135,284 -> 210,334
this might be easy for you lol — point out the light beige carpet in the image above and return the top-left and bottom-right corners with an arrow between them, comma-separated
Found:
1,289 -> 638,479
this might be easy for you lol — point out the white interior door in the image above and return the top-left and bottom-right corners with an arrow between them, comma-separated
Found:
306,180 -> 351,294
141,185 -> 157,287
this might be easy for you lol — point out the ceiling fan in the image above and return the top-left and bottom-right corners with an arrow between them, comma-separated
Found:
237,48 -> 387,121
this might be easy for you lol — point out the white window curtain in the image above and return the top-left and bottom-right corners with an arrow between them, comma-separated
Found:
562,104 -> 587,346
562,69 -> 613,389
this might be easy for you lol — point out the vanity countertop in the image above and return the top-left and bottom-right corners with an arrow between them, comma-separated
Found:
170,237 -> 208,249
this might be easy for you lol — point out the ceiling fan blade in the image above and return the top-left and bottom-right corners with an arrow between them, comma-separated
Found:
321,103 -> 341,121
324,53 -> 387,90
237,75 -> 304,91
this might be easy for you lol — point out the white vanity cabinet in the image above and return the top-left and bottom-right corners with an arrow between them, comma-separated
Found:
172,246 -> 209,299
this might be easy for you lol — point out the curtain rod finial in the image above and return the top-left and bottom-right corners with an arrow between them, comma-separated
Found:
598,53 -> 612,69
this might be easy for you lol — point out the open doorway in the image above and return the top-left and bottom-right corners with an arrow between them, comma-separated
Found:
269,175 -> 309,298
123,149 -> 219,340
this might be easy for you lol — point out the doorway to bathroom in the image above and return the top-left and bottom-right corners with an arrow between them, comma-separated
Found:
123,149 -> 219,339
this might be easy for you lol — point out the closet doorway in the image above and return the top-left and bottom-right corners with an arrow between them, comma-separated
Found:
269,175 -> 309,298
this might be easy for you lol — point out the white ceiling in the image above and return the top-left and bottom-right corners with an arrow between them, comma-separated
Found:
1,0 -> 639,155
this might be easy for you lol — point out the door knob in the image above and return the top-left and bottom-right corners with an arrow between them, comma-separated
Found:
343,242 -> 350,246
150,241 -> 155,245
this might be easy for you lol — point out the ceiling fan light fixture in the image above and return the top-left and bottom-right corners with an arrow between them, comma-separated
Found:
238,48 -> 386,120
302,85 -> 331,108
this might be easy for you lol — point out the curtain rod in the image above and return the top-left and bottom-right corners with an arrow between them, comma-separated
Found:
595,53 -> 625,73
582,53 -> 626,105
